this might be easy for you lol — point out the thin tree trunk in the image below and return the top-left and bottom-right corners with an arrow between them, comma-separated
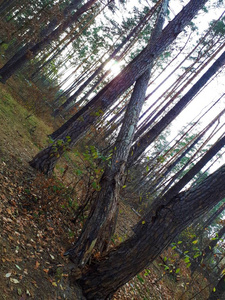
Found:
127,50 -> 225,167
0,0 -> 95,83
75,164 -> 225,299
53,1 -> 161,115
203,202 -> 225,229
30,0 -> 209,175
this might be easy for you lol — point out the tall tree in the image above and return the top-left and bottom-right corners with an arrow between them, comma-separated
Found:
73,163 -> 225,299
127,50 -> 225,167
29,0 -> 209,175
63,0 -> 169,267
0,0 -> 97,83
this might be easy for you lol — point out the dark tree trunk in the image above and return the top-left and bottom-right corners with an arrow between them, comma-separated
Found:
0,0 -> 16,15
208,275 -> 225,300
53,2 -> 159,115
133,135 -> 225,236
64,0 -> 168,267
74,164 -> 225,299
127,50 -> 225,167
198,225 -> 225,265
203,202 -> 225,229
30,0 -> 209,175
0,0 -> 95,83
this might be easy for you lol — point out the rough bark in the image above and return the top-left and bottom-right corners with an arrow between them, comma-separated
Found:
30,0 -> 209,175
64,0 -> 168,267
127,50 -> 225,167
0,0 -> 95,83
75,164 -> 225,299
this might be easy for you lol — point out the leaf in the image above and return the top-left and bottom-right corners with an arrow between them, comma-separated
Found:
213,287 -> 216,292
5,273 -> 11,278
176,268 -> 180,273
142,221 -> 146,225
52,282 -> 57,287
192,240 -> 198,244
10,278 -> 19,284
17,288 -> 22,296
35,261 -> 40,269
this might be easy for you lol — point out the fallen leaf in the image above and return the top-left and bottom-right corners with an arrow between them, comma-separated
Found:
5,273 -> 11,278
35,261 -> 40,269
10,278 -> 19,284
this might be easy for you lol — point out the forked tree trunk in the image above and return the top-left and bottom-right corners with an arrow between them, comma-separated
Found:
74,164 -> 225,299
30,0 -> 208,175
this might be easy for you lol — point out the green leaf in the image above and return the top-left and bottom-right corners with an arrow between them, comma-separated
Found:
192,240 -> 198,244
213,287 -> 216,292
175,268 -> 180,273
137,274 -> 144,283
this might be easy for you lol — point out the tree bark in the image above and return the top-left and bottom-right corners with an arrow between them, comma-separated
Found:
0,0 -> 95,83
30,0 -> 209,175
64,0 -> 168,267
75,164 -> 225,299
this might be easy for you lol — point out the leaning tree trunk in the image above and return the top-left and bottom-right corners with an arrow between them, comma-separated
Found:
53,1 -> 160,116
203,202 -> 225,229
208,275 -> 225,300
127,50 -> 225,167
0,0 -> 96,83
64,0 -> 168,268
73,164 -> 225,299
30,0 -> 209,175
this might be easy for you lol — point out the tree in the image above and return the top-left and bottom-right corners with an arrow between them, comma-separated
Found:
0,0 -> 97,83
71,163 -> 225,299
62,0 -> 169,267
29,0 -> 209,175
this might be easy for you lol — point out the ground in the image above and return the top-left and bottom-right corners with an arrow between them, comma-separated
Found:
0,78 -> 211,299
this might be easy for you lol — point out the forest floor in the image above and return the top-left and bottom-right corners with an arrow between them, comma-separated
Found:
0,78 -> 211,299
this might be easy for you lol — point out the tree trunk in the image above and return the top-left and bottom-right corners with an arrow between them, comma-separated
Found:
30,0 -> 209,175
203,202 -> 225,229
53,1 -> 160,115
64,0 -> 168,267
0,0 -> 95,83
74,164 -> 225,299
0,0 -> 16,15
127,50 -> 225,167
208,275 -> 225,300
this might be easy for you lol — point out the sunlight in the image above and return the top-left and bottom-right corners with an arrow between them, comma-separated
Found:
104,59 -> 122,76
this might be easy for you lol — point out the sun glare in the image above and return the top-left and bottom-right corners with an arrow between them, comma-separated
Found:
104,59 -> 122,76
